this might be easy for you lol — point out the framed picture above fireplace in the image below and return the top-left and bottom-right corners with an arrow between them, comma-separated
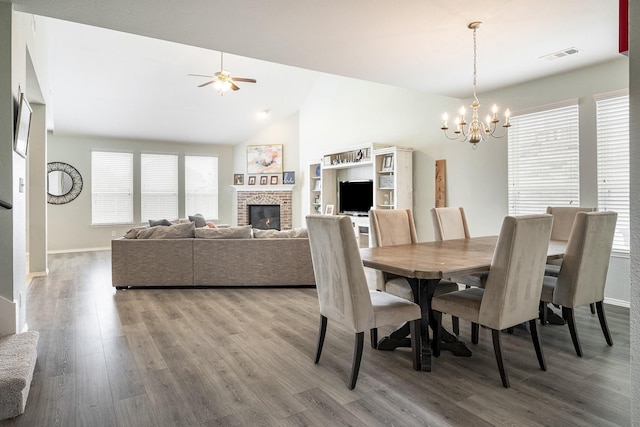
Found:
247,144 -> 283,174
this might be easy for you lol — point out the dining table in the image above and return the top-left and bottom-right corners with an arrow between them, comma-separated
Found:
359,235 -> 566,371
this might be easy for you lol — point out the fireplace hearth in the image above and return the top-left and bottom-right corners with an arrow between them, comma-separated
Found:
249,205 -> 281,230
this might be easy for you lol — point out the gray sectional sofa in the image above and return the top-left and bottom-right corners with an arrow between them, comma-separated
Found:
111,223 -> 315,288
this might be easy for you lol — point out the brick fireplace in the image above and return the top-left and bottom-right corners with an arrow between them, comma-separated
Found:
236,187 -> 293,230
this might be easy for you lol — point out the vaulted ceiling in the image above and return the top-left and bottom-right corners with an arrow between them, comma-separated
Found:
6,0 -> 623,144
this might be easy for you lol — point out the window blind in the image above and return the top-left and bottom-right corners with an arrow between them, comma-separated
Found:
596,94 -> 630,252
91,151 -> 133,225
141,153 -> 178,221
508,104 -> 580,215
185,155 -> 218,219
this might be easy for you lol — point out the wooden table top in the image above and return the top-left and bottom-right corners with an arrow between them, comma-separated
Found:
360,236 -> 566,280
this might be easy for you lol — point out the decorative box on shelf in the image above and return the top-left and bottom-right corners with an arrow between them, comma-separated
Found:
379,175 -> 394,189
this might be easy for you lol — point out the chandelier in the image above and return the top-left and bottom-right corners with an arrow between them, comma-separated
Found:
441,22 -> 510,147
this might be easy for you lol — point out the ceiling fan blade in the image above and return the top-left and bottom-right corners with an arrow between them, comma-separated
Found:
230,82 -> 240,91
198,80 -> 215,87
231,77 -> 257,83
188,73 -> 214,78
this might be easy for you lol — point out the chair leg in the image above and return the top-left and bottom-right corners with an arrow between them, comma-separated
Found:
409,319 -> 421,371
370,328 -> 378,349
471,323 -> 479,345
529,319 -> 547,371
433,311 -> 443,357
314,315 -> 328,364
562,306 -> 583,357
590,303 -> 596,314
348,332 -> 365,390
491,329 -> 510,388
452,316 -> 460,336
539,301 -> 548,325
595,301 -> 614,346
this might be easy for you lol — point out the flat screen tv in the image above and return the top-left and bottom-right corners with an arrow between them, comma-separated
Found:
339,180 -> 373,216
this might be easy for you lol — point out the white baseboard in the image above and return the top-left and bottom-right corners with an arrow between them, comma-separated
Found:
48,247 -> 110,254
604,297 -> 630,308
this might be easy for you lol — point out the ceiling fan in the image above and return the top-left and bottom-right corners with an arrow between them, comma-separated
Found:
189,52 -> 257,93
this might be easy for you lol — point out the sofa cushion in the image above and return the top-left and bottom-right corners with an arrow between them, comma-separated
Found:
189,214 -> 207,228
136,222 -> 196,239
195,225 -> 252,239
149,219 -> 172,227
253,227 -> 309,238
124,226 -> 148,239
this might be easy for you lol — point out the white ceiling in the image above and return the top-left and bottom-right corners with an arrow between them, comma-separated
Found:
7,0 -> 623,145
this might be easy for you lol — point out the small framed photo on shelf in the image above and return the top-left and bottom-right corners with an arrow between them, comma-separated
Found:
260,176 -> 268,185
283,171 -> 295,184
248,176 -> 256,185
381,154 -> 394,171
314,180 -> 321,191
270,175 -> 279,185
325,204 -> 334,215
234,174 -> 244,185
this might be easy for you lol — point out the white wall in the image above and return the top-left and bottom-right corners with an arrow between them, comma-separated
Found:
0,8 -> 49,336
299,74 -> 462,240
47,133 -> 234,251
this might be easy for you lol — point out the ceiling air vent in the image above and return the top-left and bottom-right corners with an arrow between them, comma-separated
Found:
540,47 -> 580,61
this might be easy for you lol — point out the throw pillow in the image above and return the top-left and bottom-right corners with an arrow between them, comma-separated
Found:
189,213 -> 207,228
206,221 -> 217,228
136,221 -> 196,239
252,227 -> 309,238
195,225 -> 252,239
253,229 -> 289,238
148,219 -> 172,227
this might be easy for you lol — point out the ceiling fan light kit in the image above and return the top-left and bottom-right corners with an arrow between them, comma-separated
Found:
189,52 -> 257,95
440,21 -> 510,148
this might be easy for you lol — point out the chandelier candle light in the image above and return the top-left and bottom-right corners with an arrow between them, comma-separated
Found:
441,21 -> 510,147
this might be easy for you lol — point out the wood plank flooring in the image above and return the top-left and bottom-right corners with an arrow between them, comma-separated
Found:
1,250 -> 631,426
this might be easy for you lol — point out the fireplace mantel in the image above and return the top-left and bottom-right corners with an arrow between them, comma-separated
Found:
231,185 -> 295,192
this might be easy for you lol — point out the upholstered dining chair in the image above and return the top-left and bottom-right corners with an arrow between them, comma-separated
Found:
430,206 -> 487,340
369,209 -> 460,334
432,214 -> 553,388
539,211 -> 617,357
431,207 -> 488,289
543,206 -> 597,318
305,215 -> 422,389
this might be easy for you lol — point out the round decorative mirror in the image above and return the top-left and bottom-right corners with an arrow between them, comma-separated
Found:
47,162 -> 83,205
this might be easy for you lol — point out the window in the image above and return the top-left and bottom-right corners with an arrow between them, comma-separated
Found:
92,151 -> 133,224
141,153 -> 178,221
596,93 -> 629,252
508,103 -> 580,215
185,155 -> 218,219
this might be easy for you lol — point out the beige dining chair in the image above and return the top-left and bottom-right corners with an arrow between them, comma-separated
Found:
430,206 -> 487,340
369,209 -> 460,335
540,211 -> 617,357
306,215 -> 422,389
432,214 -> 553,388
543,206 -> 597,317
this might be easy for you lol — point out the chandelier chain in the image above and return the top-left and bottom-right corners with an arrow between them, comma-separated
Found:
473,26 -> 478,101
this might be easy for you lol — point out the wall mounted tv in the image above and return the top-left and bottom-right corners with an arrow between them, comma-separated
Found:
339,180 -> 373,216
